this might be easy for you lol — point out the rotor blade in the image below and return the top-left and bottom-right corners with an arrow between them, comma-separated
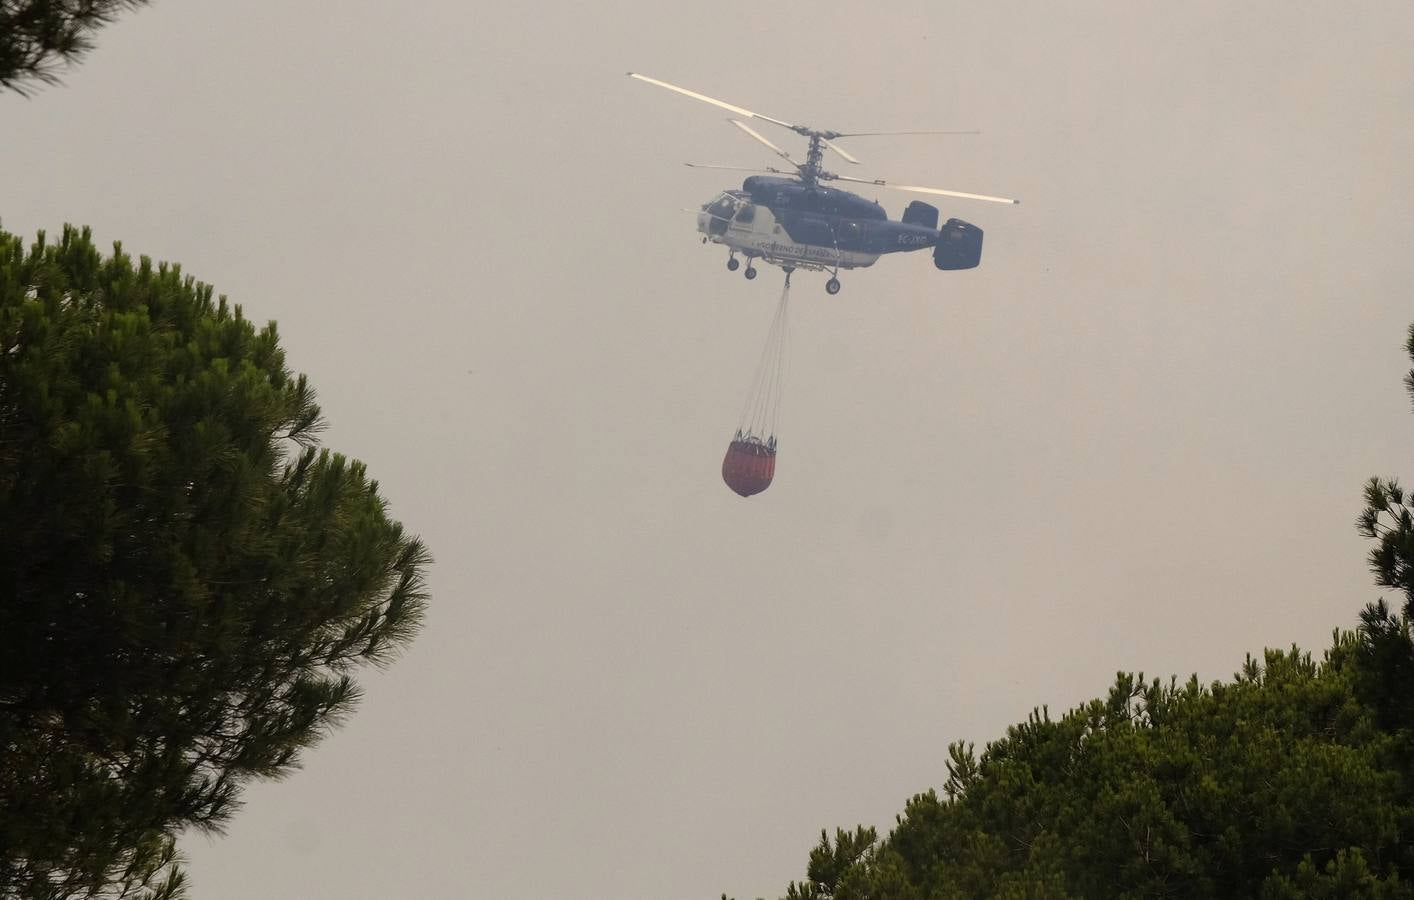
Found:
820,137 -> 860,165
831,130 -> 981,137
729,119 -> 795,162
830,173 -> 1019,205
684,163 -> 794,175
627,72 -> 796,130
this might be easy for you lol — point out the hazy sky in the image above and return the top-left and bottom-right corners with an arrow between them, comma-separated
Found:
6,2 -> 1414,898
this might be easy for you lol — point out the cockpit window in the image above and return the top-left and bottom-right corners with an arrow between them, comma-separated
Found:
733,204 -> 755,223
707,196 -> 736,220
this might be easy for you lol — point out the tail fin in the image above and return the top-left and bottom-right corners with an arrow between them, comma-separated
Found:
902,200 -> 939,230
934,218 -> 983,270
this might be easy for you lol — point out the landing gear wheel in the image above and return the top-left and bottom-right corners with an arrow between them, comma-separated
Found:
744,266 -> 757,280
825,277 -> 841,295
726,257 -> 740,271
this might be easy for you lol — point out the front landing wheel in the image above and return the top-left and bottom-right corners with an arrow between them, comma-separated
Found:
744,266 -> 757,280
825,277 -> 841,295
726,257 -> 740,271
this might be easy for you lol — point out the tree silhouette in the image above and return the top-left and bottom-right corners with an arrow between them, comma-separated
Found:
0,225 -> 430,898
1,1 -> 149,94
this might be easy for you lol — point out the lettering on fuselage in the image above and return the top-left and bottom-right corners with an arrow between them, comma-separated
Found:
758,241 -> 850,262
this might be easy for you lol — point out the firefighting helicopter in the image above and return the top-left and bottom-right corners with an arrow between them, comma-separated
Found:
628,73 -> 1018,294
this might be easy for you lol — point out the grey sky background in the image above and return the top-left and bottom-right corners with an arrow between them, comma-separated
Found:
6,2 -> 1414,897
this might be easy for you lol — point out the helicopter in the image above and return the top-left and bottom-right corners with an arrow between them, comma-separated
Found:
628,73 -> 1018,294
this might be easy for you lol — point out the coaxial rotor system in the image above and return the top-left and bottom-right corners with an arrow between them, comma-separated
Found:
627,72 -> 1018,205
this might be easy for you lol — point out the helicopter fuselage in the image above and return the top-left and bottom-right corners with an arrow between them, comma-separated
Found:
698,177 -> 950,276
699,201 -> 882,271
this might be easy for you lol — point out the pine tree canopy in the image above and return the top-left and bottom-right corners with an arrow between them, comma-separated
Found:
0,225 -> 430,899
0,1 -> 149,94
733,327 -> 1414,899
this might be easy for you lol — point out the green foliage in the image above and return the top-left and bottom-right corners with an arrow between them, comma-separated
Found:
1353,327 -> 1414,734
773,646 -> 1413,898
0,225 -> 430,898
755,327 -> 1414,898
0,1 -> 149,94
1261,848 -> 1406,900
782,828 -> 879,900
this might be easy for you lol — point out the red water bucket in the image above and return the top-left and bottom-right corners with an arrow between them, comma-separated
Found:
722,437 -> 776,497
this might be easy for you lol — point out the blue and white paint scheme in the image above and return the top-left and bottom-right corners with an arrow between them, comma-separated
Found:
630,72 -> 1017,294
698,190 -> 882,272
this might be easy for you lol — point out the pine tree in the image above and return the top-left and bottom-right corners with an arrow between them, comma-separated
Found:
0,1 -> 149,94
1354,324 -> 1414,736
0,225 -> 430,898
